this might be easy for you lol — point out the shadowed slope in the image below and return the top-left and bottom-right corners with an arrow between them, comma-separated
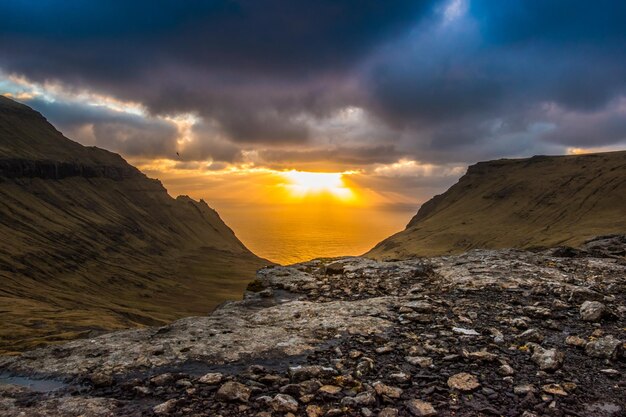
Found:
368,151 -> 626,259
0,96 -> 268,354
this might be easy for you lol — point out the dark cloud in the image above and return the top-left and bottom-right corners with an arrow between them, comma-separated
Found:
218,111 -> 309,145
180,122 -> 243,162
24,98 -> 179,158
0,1 -> 433,148
361,0 -> 626,162
540,103 -> 626,147
1,0 -> 625,167
0,1 -> 433,73
259,145 -> 402,169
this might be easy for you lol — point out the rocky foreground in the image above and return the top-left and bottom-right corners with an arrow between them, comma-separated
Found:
1,236 -> 625,417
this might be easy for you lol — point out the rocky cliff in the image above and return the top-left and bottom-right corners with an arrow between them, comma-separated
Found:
0,96 -> 268,354
0,236 -> 624,416
367,151 -> 626,260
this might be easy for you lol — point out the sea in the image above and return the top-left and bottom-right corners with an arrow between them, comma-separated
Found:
219,204 -> 416,265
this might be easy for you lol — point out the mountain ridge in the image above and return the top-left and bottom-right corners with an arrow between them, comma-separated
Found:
0,95 -> 268,354
367,150 -> 626,259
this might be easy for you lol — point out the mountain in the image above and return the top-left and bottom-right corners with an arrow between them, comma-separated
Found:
0,96 -> 268,354
367,151 -> 626,259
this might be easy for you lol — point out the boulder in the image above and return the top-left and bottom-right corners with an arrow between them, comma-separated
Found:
530,346 -> 564,372
270,394 -> 299,413
447,373 -> 480,392
585,335 -> 623,359
580,301 -> 607,322
216,381 -> 251,403
407,399 -> 437,416
198,372 -> 223,385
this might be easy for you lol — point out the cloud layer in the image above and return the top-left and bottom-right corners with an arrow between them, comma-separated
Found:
1,0 -> 625,170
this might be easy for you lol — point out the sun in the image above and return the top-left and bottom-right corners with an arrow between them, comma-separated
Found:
280,170 -> 355,201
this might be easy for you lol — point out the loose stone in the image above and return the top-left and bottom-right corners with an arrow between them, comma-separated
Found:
447,373 -> 480,392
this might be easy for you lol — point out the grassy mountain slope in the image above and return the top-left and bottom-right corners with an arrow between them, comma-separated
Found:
367,151 -> 626,260
0,96 -> 268,354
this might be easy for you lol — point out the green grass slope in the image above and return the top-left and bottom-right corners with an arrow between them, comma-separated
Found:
367,151 -> 626,260
0,96 -> 268,354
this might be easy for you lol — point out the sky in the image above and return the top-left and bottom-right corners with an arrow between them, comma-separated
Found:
1,1 -> 626,224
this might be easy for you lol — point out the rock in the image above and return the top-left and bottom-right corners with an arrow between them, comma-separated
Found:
405,356 -> 433,367
318,385 -> 342,395
530,346 -> 564,372
516,328 -> 544,343
270,394 -> 299,413
255,395 -> 272,405
198,372 -> 223,385
378,408 -> 399,417
542,384 -> 568,396
514,384 -> 536,395
258,374 -> 281,384
89,372 -> 113,387
289,365 -> 337,382
447,373 -> 480,392
341,391 -> 376,406
299,380 -> 323,395
325,262 -> 345,275
389,372 -> 411,383
565,335 -> 586,347
524,306 -> 551,318
216,381 -> 251,403
150,373 -> 174,386
355,358 -> 375,377
306,404 -> 324,417
510,317 -> 530,329
133,386 -> 151,395
489,327 -> 505,343
592,329 -> 604,338
600,368 -> 620,377
175,378 -> 192,388
562,382 -> 577,392
402,301 -> 434,313
373,381 -> 403,399
465,350 -> 498,362
452,327 -> 479,336
585,335 -> 623,359
498,364 -> 515,376
406,399 -> 437,416
349,350 -> 363,359
376,345 -> 394,354
153,399 -> 177,415
580,301 -> 607,322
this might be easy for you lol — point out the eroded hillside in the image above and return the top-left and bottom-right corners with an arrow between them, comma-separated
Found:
368,152 -> 626,260
0,96 -> 268,353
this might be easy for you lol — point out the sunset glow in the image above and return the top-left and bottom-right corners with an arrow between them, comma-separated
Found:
2,0 -> 623,265
280,170 -> 355,201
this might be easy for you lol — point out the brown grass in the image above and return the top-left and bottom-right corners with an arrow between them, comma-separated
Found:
367,151 -> 626,260
0,96 -> 269,354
